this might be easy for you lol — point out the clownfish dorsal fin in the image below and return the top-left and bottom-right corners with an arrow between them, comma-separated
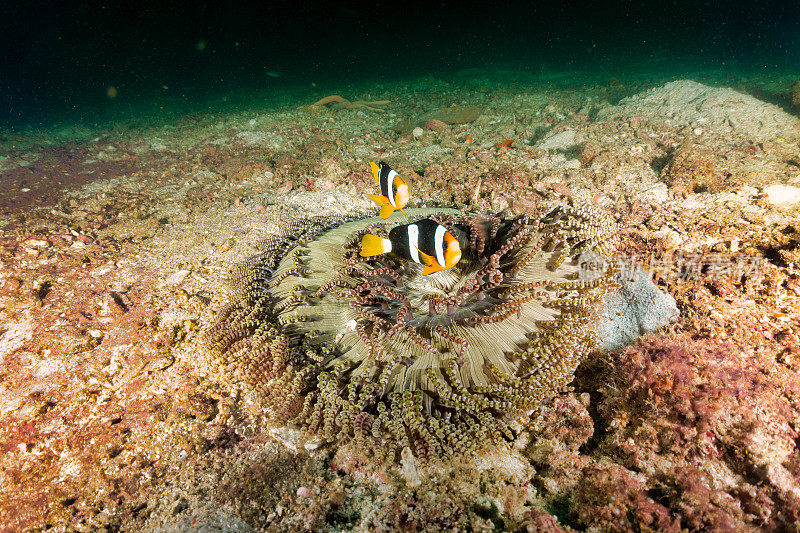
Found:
369,162 -> 381,184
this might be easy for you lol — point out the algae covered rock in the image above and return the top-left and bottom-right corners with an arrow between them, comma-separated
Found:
393,105 -> 482,133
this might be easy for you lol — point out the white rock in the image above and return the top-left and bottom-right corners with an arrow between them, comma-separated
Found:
650,227 -> 682,250
636,183 -> 670,205
412,127 -> 424,139
603,80 -> 800,143
296,486 -> 313,498
271,426 -> 302,452
400,446 -> 422,487
764,184 -> 800,206
537,129 -> 576,150
162,269 -> 190,286
599,266 -> 679,351
91,263 -> 114,277
737,185 -> 759,198
681,196 -> 705,210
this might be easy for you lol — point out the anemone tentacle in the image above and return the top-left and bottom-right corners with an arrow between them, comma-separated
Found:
205,206 -> 615,459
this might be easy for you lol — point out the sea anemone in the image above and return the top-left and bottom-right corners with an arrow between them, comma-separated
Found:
205,206 -> 615,460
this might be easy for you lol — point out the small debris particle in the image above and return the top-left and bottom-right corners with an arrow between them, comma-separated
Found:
551,182 -> 574,197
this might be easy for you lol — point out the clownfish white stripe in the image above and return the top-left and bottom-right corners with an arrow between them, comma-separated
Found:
434,224 -> 446,268
386,169 -> 398,207
407,223 -> 420,264
381,237 -> 392,253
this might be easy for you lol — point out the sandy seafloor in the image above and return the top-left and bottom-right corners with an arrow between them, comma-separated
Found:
1,70 -> 800,531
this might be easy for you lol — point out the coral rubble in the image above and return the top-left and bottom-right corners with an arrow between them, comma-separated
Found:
205,206 -> 615,460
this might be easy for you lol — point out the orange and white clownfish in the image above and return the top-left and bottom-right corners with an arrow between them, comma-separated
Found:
360,219 -> 462,275
368,161 -> 409,219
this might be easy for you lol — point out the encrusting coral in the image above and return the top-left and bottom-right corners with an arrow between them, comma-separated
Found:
204,205 -> 616,460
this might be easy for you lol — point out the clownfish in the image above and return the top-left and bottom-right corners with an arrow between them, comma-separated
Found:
360,219 -> 462,275
368,161 -> 409,219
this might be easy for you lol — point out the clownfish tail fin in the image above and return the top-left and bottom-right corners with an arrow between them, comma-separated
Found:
360,234 -> 389,257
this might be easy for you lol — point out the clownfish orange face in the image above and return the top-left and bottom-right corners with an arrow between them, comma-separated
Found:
395,181 -> 410,210
442,231 -> 461,269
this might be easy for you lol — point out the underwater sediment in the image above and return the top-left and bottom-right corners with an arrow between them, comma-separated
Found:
2,77 -> 799,530
205,205 -> 616,459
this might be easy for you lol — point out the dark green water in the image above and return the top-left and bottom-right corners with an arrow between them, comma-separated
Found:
2,0 -> 798,129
